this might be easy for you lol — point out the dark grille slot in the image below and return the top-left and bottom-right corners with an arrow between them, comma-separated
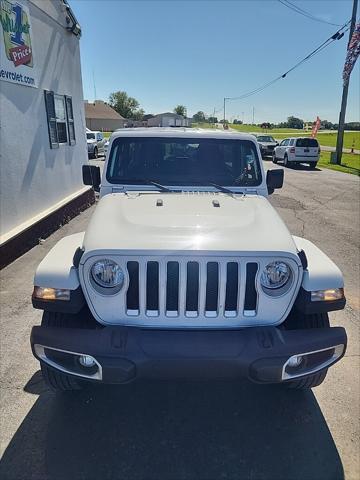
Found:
146,261 -> 159,312
186,262 -> 199,313
244,263 -> 258,312
127,261 -> 139,311
225,262 -> 238,311
166,262 -> 179,312
205,262 -> 219,311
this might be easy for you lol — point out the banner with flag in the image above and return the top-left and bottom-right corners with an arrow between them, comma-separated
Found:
343,22 -> 360,85
311,116 -> 321,138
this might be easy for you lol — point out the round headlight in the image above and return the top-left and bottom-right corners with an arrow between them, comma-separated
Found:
260,261 -> 291,290
91,259 -> 124,289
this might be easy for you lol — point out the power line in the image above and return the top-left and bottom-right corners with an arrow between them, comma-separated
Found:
224,21 -> 350,104
278,0 -> 343,27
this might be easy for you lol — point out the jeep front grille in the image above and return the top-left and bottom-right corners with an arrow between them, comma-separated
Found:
125,259 -> 258,319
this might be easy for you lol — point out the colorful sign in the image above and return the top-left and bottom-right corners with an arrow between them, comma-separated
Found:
343,23 -> 360,86
0,0 -> 37,87
311,116 -> 321,138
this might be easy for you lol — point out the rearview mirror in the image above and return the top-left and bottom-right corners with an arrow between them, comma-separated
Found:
266,169 -> 284,194
82,165 -> 101,192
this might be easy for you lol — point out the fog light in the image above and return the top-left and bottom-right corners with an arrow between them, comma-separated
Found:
287,355 -> 303,368
78,355 -> 96,368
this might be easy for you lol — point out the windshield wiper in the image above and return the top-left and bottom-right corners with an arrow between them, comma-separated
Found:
208,183 -> 243,196
122,179 -> 174,192
146,180 -> 173,192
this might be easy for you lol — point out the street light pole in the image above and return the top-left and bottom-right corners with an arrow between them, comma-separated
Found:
333,0 -> 358,165
223,97 -> 226,124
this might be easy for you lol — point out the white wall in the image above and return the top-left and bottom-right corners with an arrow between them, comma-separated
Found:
0,0 -> 88,243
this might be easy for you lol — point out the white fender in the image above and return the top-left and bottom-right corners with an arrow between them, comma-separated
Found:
34,233 -> 84,290
293,236 -> 344,291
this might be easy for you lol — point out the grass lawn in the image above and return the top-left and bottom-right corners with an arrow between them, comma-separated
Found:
318,152 -> 359,176
273,132 -> 360,150
192,123 -> 360,150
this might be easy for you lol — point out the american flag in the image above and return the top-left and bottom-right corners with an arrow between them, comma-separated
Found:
343,23 -> 360,85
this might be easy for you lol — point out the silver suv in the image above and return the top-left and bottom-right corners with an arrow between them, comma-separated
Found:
273,137 -> 320,169
86,130 -> 106,159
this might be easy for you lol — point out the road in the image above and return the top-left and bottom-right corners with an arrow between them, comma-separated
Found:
0,161 -> 359,480
320,145 -> 360,154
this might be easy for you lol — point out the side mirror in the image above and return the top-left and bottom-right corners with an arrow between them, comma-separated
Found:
266,169 -> 284,194
82,165 -> 101,192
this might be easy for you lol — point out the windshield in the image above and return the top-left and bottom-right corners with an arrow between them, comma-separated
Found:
257,136 -> 275,142
106,137 -> 262,187
296,138 -> 319,147
86,133 -> 95,140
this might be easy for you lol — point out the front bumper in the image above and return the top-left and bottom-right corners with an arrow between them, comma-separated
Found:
31,324 -> 347,385
260,149 -> 275,156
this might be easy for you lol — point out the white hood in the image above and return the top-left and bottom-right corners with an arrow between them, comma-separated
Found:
82,193 -> 298,256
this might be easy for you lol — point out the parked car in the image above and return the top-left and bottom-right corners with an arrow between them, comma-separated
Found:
273,137 -> 320,168
104,138 -> 110,155
86,130 -> 105,159
256,135 -> 278,157
31,128 -> 346,392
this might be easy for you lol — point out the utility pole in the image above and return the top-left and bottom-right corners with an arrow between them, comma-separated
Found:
333,0 -> 358,165
92,69 -> 97,101
242,111 -> 244,124
223,97 -> 226,124
252,106 -> 255,124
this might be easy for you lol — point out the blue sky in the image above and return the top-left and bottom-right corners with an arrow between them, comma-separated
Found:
74,0 -> 359,123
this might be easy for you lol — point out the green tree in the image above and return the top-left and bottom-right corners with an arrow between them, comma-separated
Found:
193,111 -> 206,122
174,105 -> 187,117
287,116 -> 304,129
208,116 -> 218,124
109,91 -> 144,120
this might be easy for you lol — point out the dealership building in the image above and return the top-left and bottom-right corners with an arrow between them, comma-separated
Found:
0,0 -> 93,267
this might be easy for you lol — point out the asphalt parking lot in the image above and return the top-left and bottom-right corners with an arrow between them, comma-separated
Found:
0,160 -> 359,480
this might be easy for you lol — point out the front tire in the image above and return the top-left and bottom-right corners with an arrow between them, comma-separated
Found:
283,311 -> 330,389
40,312 -> 83,392
272,152 -> 278,164
93,147 -> 98,159
309,162 -> 317,169
284,154 -> 289,167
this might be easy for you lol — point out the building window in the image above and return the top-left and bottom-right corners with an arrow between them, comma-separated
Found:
44,91 -> 76,148
54,95 -> 68,144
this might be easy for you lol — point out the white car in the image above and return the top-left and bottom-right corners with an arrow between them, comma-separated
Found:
86,130 -> 106,159
31,128 -> 346,392
103,138 -> 110,155
273,137 -> 320,169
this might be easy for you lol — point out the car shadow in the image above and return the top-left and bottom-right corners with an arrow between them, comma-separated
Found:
284,163 -> 322,172
0,373 -> 343,480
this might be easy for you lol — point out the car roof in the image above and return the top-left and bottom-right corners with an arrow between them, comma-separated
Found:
111,127 -> 257,142
282,137 -> 318,140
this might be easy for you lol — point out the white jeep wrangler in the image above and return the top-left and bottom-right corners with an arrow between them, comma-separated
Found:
31,128 -> 347,391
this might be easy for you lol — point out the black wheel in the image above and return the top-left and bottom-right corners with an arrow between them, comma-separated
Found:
309,162 -> 317,169
272,152 -> 278,164
284,154 -> 289,167
93,147 -> 98,159
40,311 -> 83,392
283,311 -> 330,389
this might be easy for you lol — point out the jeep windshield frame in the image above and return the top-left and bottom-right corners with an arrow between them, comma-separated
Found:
106,136 -> 262,189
